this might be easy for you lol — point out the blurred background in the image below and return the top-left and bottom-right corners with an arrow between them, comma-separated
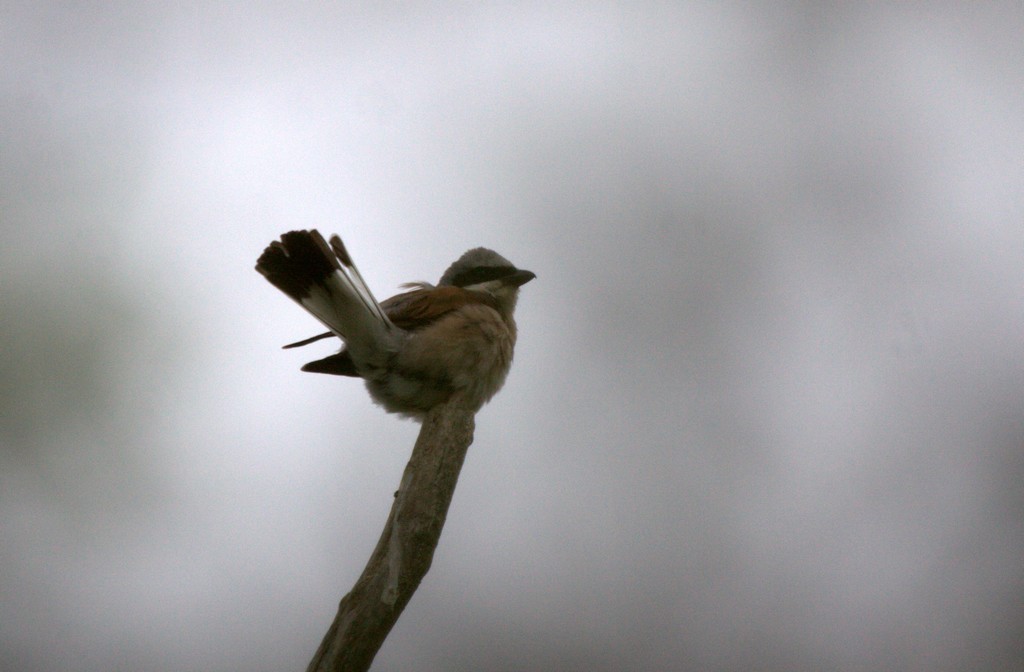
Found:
2,3 -> 1022,670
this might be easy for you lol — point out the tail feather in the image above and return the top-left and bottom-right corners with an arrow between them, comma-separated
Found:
329,234 -> 392,328
300,351 -> 360,377
256,230 -> 394,369
256,230 -> 339,301
281,331 -> 334,349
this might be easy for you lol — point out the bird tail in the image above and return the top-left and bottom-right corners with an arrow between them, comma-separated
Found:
256,230 -> 395,371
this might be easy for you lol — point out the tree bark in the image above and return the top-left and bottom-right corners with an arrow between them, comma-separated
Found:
306,401 -> 476,672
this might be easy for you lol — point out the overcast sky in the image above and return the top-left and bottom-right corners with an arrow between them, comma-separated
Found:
2,3 -> 1023,671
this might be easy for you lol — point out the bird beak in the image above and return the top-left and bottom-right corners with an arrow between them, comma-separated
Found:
506,269 -> 536,287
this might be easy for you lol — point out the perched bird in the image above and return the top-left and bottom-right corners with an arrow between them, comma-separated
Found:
256,230 -> 535,419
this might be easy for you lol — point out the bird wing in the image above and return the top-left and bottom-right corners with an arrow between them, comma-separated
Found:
279,285 -> 487,349
382,285 -> 499,331
287,285 -> 500,377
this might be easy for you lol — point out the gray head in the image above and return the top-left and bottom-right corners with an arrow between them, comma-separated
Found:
439,247 -> 535,289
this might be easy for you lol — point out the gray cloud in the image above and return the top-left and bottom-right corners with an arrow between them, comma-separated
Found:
2,3 -> 1022,671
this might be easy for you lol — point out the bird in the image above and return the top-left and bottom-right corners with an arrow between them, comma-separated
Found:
255,230 -> 535,419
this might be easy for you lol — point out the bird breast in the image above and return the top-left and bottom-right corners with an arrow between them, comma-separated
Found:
369,303 -> 517,417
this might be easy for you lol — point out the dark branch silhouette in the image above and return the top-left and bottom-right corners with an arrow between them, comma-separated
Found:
306,400 -> 477,672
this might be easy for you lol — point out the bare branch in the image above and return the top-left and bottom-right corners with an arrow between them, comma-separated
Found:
306,401 -> 477,672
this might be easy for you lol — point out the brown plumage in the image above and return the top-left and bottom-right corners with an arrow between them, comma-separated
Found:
256,230 -> 534,419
